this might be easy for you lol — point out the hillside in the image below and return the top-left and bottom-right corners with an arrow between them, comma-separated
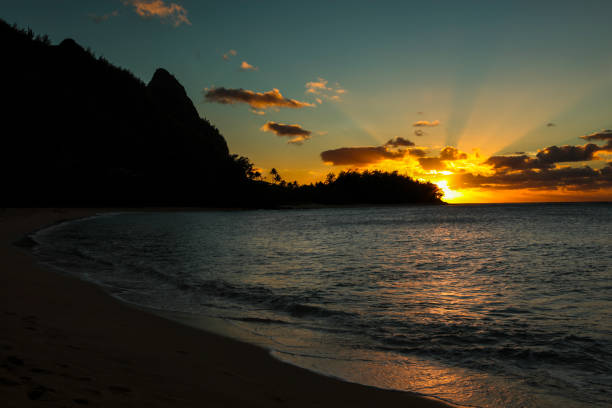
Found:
1,20 -> 443,207
2,20 -> 247,206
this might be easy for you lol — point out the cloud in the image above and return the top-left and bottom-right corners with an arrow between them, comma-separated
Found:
439,146 -> 468,161
408,148 -> 427,158
385,137 -> 415,147
319,138 -> 427,165
205,87 -> 315,110
89,10 -> 118,23
223,49 -> 237,61
305,77 -> 346,103
240,61 -> 258,71
413,120 -> 440,127
321,146 -> 406,166
485,143 -> 607,172
581,129 -> 612,149
414,129 -> 425,137
455,135 -> 612,192
536,144 -> 601,163
418,157 -> 448,171
261,122 -> 311,145
124,0 -> 190,26
485,155 -> 547,171
305,78 -> 329,94
453,163 -> 612,191
414,146 -> 467,171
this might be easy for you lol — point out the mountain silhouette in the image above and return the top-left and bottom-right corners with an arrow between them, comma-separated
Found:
2,20 -> 245,206
2,20 -> 443,207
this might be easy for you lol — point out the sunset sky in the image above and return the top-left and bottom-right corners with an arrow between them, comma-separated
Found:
5,0 -> 612,202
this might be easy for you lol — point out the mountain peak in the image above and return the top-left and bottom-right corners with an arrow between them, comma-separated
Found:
147,68 -> 199,121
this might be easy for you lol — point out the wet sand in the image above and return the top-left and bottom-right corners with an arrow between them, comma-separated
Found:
0,208 -> 454,407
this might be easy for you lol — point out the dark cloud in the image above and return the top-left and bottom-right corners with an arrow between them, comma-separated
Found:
321,146 -> 405,166
418,157 -> 447,171
320,137 -> 427,166
485,155 -> 548,171
261,121 -> 311,137
261,122 -> 311,144
536,144 -> 601,163
459,135 -> 612,192
581,130 -> 612,149
486,143 -> 606,172
205,87 -> 314,110
408,148 -> 427,158
453,163 -> 612,191
414,129 -> 425,137
416,147 -> 467,171
439,146 -> 468,161
385,137 -> 415,147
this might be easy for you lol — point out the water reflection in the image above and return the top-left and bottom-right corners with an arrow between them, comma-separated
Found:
34,205 -> 612,408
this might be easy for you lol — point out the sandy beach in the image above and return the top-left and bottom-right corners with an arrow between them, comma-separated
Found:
0,208 -> 454,408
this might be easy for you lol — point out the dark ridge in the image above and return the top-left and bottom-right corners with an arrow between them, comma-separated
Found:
1,20 -> 443,207
1,19 -> 250,206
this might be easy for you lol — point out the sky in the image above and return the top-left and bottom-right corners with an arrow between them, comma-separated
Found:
4,0 -> 612,202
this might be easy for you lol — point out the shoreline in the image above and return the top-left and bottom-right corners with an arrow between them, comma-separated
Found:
0,208 -> 455,407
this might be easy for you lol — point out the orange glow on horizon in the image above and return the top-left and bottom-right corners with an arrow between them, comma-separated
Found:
434,180 -> 464,203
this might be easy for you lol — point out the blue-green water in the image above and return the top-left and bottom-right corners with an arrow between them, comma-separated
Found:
33,204 -> 612,407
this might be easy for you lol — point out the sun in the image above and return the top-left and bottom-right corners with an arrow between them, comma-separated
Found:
435,180 -> 463,203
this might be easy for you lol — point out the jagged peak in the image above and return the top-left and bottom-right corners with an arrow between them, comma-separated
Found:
147,67 -> 200,122
148,68 -> 185,93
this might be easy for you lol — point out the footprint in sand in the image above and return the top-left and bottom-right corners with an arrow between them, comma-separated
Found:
27,384 -> 53,400
4,355 -> 24,367
30,367 -> 54,375
0,376 -> 20,386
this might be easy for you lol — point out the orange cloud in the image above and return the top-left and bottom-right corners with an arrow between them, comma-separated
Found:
413,120 -> 440,127
305,77 -> 346,103
222,49 -> 237,61
205,87 -> 314,110
240,61 -> 258,71
125,0 -> 190,26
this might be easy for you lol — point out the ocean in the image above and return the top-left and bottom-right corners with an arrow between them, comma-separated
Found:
32,204 -> 612,407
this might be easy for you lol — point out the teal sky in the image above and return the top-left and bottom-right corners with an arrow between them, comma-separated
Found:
4,0 -> 612,201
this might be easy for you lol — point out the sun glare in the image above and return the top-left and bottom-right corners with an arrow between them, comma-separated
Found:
435,180 -> 463,202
